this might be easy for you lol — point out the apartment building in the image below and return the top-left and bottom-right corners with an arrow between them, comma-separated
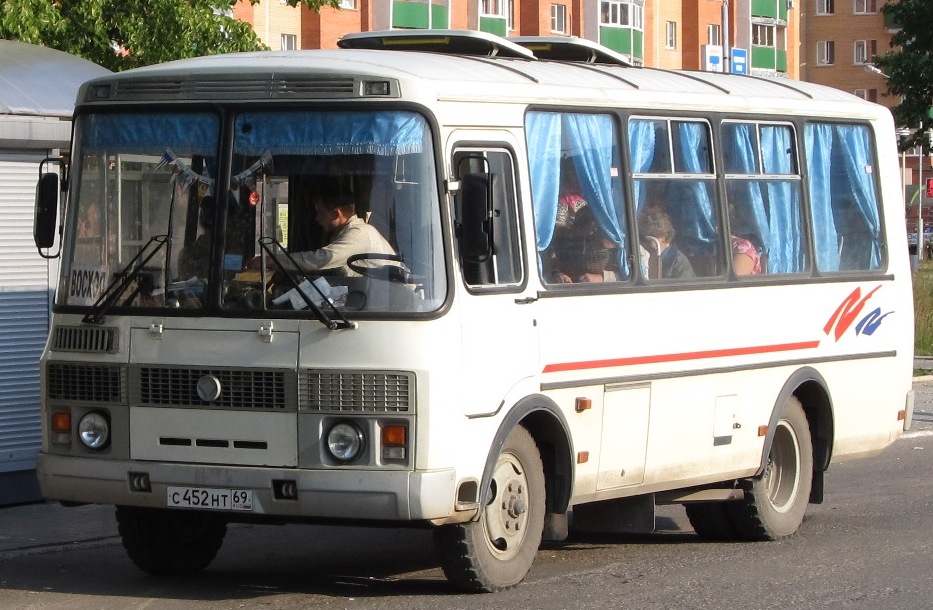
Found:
233,0 -> 798,77
801,0 -> 893,108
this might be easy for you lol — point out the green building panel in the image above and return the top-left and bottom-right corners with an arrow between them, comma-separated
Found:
752,46 -> 775,70
431,3 -> 448,27
599,26 -> 637,59
751,0 -> 777,18
393,1 -> 430,29
480,16 -> 507,37
751,0 -> 789,21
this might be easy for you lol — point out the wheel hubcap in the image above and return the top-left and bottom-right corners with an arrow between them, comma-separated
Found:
766,419 -> 802,513
483,451 -> 530,559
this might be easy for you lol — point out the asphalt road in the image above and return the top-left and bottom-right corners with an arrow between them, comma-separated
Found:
1,381 -> 932,609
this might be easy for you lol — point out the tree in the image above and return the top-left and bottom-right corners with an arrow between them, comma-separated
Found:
874,0 -> 933,150
0,0 -> 339,72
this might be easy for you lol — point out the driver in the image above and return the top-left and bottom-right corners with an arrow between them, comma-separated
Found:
288,178 -> 397,277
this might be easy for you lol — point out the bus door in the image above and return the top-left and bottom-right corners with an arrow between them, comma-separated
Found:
451,142 -> 538,417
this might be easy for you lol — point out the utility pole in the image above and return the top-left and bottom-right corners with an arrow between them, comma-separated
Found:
721,0 -> 730,74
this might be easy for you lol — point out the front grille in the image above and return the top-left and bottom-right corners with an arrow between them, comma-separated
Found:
47,363 -> 125,403
302,371 -> 414,412
139,367 -> 288,410
52,325 -> 118,353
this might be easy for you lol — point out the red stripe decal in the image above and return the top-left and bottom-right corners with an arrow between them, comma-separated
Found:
542,340 -> 821,374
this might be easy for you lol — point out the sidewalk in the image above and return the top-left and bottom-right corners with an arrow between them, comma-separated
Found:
0,501 -> 118,556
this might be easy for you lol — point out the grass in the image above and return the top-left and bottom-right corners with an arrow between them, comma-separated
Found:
915,259 -> 933,356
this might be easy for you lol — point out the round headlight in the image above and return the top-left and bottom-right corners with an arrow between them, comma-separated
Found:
78,412 -> 110,450
326,422 -> 364,463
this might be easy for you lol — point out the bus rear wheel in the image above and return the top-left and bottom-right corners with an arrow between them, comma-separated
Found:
116,506 -> 227,575
684,502 -> 739,541
727,397 -> 813,540
434,425 -> 545,592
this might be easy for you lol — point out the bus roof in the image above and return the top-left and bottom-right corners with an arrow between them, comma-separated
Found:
77,44 -> 884,120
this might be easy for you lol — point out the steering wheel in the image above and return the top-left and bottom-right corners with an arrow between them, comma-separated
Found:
347,253 -> 413,283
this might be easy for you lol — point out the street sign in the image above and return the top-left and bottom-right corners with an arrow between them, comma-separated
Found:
731,48 -> 748,75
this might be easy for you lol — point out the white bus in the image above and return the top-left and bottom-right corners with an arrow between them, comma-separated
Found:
34,31 -> 914,592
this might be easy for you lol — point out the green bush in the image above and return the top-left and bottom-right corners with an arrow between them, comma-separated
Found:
915,260 -> 933,356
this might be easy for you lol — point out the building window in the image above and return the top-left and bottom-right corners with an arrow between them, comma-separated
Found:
817,40 -> 835,65
508,0 -> 515,30
551,3 -> 567,33
853,39 -> 877,64
281,34 -> 297,50
665,21 -> 677,49
338,0 -> 356,7
708,24 -> 721,46
632,3 -> 643,28
816,0 -> 834,14
853,88 -> 878,102
853,0 -> 876,14
482,0 -> 506,18
600,1 -> 643,28
752,23 -> 775,47
601,1 -> 628,26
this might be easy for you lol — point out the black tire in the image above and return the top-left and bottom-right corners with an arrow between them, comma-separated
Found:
727,397 -> 813,540
685,502 -> 739,541
116,506 -> 227,575
434,425 -> 545,592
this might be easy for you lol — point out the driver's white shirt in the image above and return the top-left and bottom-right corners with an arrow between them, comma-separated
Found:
292,215 -> 396,277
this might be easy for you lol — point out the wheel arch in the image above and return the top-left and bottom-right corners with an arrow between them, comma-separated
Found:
478,394 -> 574,517
758,366 -> 834,478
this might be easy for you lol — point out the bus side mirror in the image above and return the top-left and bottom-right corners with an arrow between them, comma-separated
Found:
34,172 -> 60,252
459,172 -> 494,262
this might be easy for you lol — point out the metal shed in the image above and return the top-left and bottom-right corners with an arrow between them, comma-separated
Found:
0,40 -> 109,505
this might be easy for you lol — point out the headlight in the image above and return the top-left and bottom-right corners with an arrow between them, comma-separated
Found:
326,422 -> 364,463
78,412 -> 110,450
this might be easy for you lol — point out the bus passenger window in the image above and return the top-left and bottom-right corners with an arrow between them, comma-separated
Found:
526,111 -> 630,285
629,117 -> 722,279
722,121 -> 806,276
805,123 -> 883,272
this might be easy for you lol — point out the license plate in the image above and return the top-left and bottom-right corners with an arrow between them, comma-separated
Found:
166,486 -> 253,511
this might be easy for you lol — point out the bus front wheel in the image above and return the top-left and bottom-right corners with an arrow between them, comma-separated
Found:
434,425 -> 545,592
116,506 -> 227,575
728,396 -> 813,540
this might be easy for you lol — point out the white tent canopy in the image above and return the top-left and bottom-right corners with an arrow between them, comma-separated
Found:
0,40 -> 110,117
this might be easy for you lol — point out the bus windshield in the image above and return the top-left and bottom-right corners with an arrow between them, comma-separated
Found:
59,109 -> 446,317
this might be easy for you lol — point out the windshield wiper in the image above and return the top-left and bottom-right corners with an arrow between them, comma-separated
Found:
257,237 -> 357,330
82,235 -> 169,325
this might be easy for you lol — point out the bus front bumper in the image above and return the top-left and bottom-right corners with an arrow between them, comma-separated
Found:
37,454 -> 457,522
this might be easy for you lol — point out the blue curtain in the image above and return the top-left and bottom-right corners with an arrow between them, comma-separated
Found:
762,125 -> 805,273
565,114 -> 627,275
628,119 -> 656,211
722,123 -> 769,255
81,112 -> 220,155
805,123 -> 840,271
836,125 -> 882,268
671,122 -> 717,253
525,112 -> 563,252
234,111 -> 426,156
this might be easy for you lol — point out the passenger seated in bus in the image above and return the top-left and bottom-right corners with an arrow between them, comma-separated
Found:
731,234 -> 762,275
728,202 -> 762,275
286,178 -> 398,277
548,204 -> 619,283
638,203 -> 695,279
